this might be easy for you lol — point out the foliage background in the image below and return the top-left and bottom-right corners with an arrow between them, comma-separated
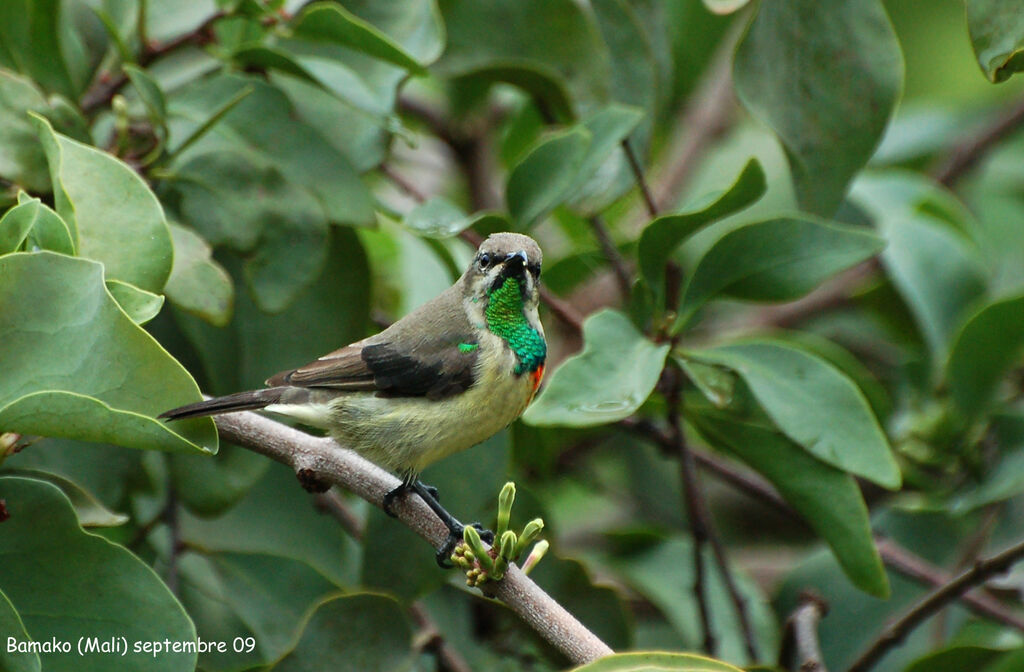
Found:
3,1 -> 1024,671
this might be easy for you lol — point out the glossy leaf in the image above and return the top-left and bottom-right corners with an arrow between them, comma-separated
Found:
0,1 -> 77,99
0,476 -> 196,672
0,70 -> 51,191
853,172 -> 989,364
0,252 -> 215,453
689,409 -> 889,597
638,158 -> 766,293
565,103 -> 646,215
507,127 -> 591,228
16,192 -> 75,254
105,280 -> 165,325
678,216 -> 884,328
687,340 -> 900,488
164,222 -> 233,326
734,0 -> 902,215
947,293 -> 1024,418
1,468 -> 128,527
292,2 -> 427,74
569,651 -> 744,671
269,594 -> 414,671
0,589 -> 39,672
33,114 -> 173,293
524,310 -> 669,427
177,551 -> 339,671
967,0 -> 1024,82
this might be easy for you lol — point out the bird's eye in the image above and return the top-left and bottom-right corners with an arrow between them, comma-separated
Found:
479,253 -> 491,269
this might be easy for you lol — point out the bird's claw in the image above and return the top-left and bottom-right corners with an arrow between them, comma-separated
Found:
436,521 -> 494,568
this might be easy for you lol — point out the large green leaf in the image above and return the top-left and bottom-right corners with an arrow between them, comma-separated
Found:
0,589 -> 38,672
0,252 -> 215,453
602,538 -> 778,665
507,127 -> 591,228
269,594 -> 414,671
0,476 -> 196,672
685,340 -> 900,489
0,69 -> 51,191
733,0 -> 902,215
966,0 -> 1024,82
689,409 -> 889,597
853,172 -> 989,365
565,102 -> 647,216
0,1 -> 78,99
0,198 -> 39,253
177,551 -> 340,672
677,216 -> 884,328
16,192 -> 74,254
436,0 -> 612,114
291,2 -> 428,74
33,115 -> 173,293
947,293 -> 1024,418
638,158 -> 766,293
569,651 -> 744,671
524,310 -> 669,427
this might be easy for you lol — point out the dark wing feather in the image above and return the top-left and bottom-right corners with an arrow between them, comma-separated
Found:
265,286 -> 480,399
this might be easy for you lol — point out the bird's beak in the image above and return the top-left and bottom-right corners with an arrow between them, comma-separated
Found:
500,250 -> 528,277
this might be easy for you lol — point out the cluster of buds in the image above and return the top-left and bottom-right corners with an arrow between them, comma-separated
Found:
450,482 -> 548,586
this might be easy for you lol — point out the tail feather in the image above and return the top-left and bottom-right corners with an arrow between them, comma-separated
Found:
159,388 -> 287,420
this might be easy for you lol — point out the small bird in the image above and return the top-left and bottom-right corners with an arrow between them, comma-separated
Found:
161,232 -> 547,561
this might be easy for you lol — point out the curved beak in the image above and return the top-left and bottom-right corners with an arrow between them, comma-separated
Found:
500,250 -> 528,277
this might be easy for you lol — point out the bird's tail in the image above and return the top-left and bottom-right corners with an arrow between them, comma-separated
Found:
159,387 -> 288,420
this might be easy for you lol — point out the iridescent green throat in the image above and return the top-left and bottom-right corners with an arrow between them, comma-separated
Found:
485,277 -> 546,375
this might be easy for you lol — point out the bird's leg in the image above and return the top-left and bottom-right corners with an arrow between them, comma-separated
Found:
381,473 -> 416,518
408,481 -> 494,568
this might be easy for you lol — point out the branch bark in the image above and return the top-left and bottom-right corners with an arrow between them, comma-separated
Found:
213,411 -> 613,665
780,591 -> 829,672
932,94 -> 1024,187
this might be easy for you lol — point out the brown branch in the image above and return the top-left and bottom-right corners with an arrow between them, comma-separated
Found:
622,139 -> 657,218
780,591 -> 829,672
213,410 -> 613,665
847,538 -> 1024,672
932,94 -> 1024,187
587,216 -> 632,298
380,163 -> 430,204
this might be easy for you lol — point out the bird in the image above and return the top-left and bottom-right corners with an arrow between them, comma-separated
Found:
160,232 -> 547,563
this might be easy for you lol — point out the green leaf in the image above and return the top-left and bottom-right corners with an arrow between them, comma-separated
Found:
0,1 -> 78,99
16,192 -> 75,254
269,594 -> 414,671
853,172 -> 989,365
1,468 -> 128,527
947,293 -> 1024,418
967,0 -> 1024,82
568,651 -> 744,671
0,252 -> 215,453
291,2 -> 427,74
685,340 -> 900,488
733,0 -> 902,215
170,444 -> 270,516
164,222 -> 233,327
677,216 -> 884,328
600,538 -> 778,663
524,310 -> 669,427
0,476 -> 196,672
507,127 -> 592,228
0,198 -> 38,253
565,103 -> 646,215
124,64 -> 168,130
105,279 -> 165,325
904,645 -> 1010,672
33,114 -> 173,293
689,409 -> 889,597
0,589 -> 39,672
0,69 -> 51,192
638,159 -> 766,293
954,414 -> 1024,512
177,551 -> 339,671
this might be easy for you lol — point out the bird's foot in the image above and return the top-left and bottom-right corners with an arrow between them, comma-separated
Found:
381,479 -> 441,518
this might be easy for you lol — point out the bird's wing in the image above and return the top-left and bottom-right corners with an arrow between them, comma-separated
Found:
266,290 -> 480,400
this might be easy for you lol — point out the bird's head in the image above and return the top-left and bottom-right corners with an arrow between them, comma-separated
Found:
462,232 -> 543,309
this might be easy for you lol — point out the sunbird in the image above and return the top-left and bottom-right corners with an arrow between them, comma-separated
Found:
161,232 -> 547,561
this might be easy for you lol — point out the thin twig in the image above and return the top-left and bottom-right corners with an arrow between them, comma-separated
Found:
381,164 -> 430,204
664,368 -> 716,656
932,94 -> 1024,187
780,591 -> 829,672
586,215 -> 632,298
213,410 -> 614,665
847,538 -> 1024,672
621,139 -> 657,219
623,418 -> 1024,634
